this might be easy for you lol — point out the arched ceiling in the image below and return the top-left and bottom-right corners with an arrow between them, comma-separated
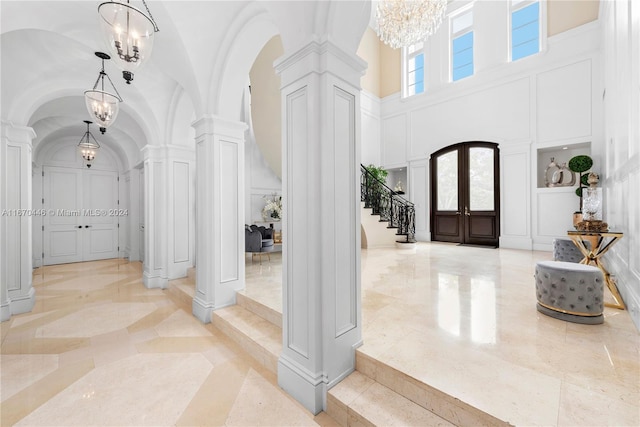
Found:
1,0 -> 371,170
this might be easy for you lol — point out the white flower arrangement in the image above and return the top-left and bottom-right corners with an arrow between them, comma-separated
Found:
262,193 -> 282,221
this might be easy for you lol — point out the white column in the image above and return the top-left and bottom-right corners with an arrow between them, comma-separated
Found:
165,147 -> 196,280
192,115 -> 246,323
141,146 -> 168,288
275,38 -> 366,414
1,121 -> 36,320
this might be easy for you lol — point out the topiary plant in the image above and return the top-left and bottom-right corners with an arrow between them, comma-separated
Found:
568,155 -> 593,210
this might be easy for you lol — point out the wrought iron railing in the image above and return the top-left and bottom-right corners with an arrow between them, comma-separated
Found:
360,164 -> 415,243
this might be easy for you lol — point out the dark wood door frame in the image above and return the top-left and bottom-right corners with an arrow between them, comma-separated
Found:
430,142 -> 500,247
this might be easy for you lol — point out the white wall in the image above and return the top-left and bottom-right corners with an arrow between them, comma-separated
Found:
244,87 -> 282,229
374,8 -> 603,250
601,0 -> 640,330
361,91 -> 381,167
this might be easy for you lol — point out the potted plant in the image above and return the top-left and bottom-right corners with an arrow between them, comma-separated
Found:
568,154 -> 593,226
365,164 -> 388,183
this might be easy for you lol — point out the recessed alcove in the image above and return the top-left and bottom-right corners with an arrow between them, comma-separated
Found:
536,141 -> 591,188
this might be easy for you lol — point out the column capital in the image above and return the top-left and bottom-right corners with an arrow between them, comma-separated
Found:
1,120 -> 36,145
191,114 -> 248,141
274,36 -> 367,89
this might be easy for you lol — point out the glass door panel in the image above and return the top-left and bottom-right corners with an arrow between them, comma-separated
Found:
468,147 -> 495,211
437,150 -> 458,211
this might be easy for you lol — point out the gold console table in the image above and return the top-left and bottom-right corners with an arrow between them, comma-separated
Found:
567,230 -> 624,310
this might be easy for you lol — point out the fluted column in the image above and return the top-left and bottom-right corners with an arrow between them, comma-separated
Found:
192,115 -> 246,323
275,38 -> 366,413
1,121 -> 36,321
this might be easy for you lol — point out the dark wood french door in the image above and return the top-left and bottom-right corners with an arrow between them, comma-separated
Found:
430,142 -> 500,247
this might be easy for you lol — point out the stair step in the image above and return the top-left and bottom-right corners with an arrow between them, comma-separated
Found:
166,278 -> 195,312
355,352 -> 508,426
236,291 -> 282,328
327,371 -> 454,427
212,304 -> 282,374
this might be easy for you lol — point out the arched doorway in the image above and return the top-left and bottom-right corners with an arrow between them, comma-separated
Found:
430,142 -> 500,247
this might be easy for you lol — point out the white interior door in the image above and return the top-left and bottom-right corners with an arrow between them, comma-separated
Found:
43,166 -> 119,265
83,170 -> 119,261
43,167 -> 83,265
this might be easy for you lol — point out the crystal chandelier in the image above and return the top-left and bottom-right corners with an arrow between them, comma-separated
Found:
376,0 -> 448,49
84,52 -> 123,134
78,121 -> 100,168
98,0 -> 159,84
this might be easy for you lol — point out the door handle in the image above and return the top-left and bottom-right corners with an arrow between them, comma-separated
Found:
456,211 -> 461,215
76,225 -> 82,229
465,207 -> 470,216
85,225 -> 92,228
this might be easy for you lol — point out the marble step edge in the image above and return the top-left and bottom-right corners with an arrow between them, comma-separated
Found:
212,304 -> 282,374
236,291 -> 282,328
353,351 -> 512,427
327,371 -> 455,427
166,280 -> 195,313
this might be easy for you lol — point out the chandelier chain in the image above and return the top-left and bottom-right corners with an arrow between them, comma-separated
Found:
141,0 -> 160,32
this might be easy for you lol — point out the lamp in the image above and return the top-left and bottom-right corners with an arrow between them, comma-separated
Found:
78,121 -> 100,168
376,0 -> 447,49
98,0 -> 159,84
84,52 -> 123,135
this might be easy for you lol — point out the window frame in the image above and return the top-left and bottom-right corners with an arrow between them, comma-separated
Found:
509,0 -> 547,62
402,42 -> 425,98
450,6 -> 474,82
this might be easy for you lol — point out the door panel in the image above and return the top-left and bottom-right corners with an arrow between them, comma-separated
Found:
431,142 -> 500,247
44,168 -> 83,264
83,171 -> 119,261
43,166 -> 119,265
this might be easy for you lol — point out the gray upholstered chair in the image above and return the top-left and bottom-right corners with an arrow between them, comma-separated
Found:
245,225 -> 274,263
553,238 -> 590,263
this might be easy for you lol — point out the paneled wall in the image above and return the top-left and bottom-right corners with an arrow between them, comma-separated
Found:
601,0 -> 640,329
377,17 -> 603,250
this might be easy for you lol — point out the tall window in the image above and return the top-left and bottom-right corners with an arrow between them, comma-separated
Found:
405,42 -> 424,97
511,0 -> 540,61
451,10 -> 474,81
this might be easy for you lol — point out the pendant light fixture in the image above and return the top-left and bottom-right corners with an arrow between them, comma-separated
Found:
84,52 -> 123,135
78,120 -> 100,168
98,0 -> 160,84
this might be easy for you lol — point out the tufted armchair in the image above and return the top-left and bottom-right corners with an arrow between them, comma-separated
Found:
245,225 -> 275,263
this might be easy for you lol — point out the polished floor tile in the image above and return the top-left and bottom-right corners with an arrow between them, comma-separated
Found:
0,259 -> 327,427
244,243 -> 640,426
2,246 -> 639,426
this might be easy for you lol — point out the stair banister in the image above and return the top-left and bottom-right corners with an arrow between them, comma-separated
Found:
360,164 -> 415,243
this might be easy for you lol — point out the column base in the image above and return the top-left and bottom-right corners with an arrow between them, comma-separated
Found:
192,296 -> 213,324
143,271 -> 167,289
1,301 -> 11,322
278,355 -> 325,415
9,287 -> 36,316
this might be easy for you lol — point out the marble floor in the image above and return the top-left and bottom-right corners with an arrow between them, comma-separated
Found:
0,259 -> 336,427
2,244 -> 639,426
244,243 -> 640,426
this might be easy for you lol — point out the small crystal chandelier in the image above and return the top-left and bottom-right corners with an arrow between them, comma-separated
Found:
84,52 -> 123,135
98,0 -> 160,84
376,0 -> 448,49
78,121 -> 100,168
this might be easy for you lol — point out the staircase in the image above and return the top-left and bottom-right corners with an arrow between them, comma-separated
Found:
360,164 -> 416,248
